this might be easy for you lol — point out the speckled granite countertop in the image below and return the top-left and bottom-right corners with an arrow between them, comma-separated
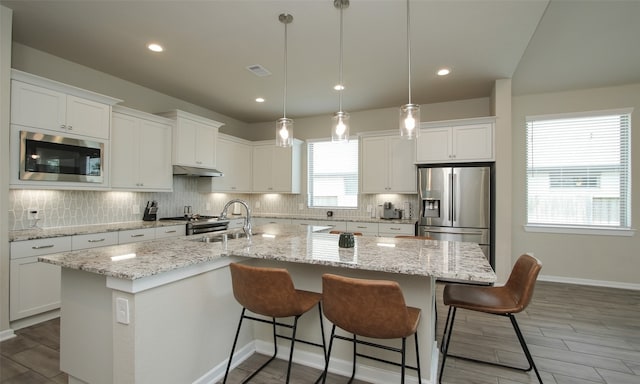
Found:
9,220 -> 185,242
39,224 -> 495,283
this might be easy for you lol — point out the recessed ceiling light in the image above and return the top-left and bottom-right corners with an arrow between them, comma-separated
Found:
255,97 -> 265,103
147,43 -> 164,52
334,84 -> 345,91
437,68 -> 451,76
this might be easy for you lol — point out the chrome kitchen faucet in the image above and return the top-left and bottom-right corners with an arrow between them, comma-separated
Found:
219,199 -> 252,239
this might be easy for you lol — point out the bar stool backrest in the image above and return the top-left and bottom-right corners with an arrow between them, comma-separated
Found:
322,273 -> 414,339
504,254 -> 543,313
229,263 -> 302,317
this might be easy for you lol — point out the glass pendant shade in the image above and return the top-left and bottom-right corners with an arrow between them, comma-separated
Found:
399,103 -> 420,139
332,111 -> 350,142
276,117 -> 294,147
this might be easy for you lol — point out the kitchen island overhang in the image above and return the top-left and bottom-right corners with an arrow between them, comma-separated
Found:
39,224 -> 495,384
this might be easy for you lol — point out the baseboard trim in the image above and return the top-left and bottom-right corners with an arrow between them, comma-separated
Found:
193,341 -> 255,384
538,274 -> 640,291
0,328 -> 16,342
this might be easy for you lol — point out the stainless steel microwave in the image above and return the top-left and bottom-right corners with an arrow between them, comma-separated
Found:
19,130 -> 105,183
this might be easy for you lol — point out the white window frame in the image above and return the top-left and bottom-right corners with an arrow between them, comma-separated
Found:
524,108 -> 634,236
307,138 -> 359,209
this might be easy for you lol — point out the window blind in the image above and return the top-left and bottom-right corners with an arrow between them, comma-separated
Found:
526,110 -> 631,228
307,140 -> 359,208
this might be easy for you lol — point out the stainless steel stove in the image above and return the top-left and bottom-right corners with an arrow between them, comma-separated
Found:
159,215 -> 230,235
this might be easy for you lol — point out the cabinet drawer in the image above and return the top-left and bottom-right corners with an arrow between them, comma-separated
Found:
118,228 -> 156,244
346,222 -> 378,235
290,218 -> 317,226
318,220 -> 347,232
155,225 -> 186,239
378,223 -> 415,236
10,256 -> 61,320
72,232 -> 119,250
227,218 -> 246,230
10,236 -> 72,259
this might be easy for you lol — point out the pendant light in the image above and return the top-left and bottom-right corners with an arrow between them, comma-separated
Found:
276,13 -> 294,147
332,0 -> 350,142
399,0 -> 420,139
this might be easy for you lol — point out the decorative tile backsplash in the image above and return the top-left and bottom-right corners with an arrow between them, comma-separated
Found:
8,177 -> 419,230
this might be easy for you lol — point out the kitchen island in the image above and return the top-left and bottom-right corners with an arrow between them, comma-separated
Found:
39,224 -> 495,384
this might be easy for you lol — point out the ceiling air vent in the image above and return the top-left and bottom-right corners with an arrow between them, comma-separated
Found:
246,64 -> 272,77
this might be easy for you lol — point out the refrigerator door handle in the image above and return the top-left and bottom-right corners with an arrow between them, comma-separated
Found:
451,173 -> 456,222
449,173 -> 454,221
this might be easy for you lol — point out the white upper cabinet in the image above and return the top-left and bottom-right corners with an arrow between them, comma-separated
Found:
361,134 -> 416,193
416,118 -> 495,164
252,139 -> 302,193
158,110 -> 223,169
111,106 -> 173,191
10,70 -> 120,139
198,134 -> 252,193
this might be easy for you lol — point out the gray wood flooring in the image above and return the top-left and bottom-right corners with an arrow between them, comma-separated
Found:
1,281 -> 639,383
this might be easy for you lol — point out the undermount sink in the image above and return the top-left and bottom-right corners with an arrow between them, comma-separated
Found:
190,231 -> 262,243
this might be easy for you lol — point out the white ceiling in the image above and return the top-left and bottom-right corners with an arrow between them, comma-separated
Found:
2,0 -> 639,123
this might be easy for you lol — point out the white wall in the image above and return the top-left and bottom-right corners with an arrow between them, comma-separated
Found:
1,5 -> 13,337
512,83 -> 640,287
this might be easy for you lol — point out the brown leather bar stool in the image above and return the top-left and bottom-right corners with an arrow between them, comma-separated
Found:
223,262 -> 326,384
439,254 -> 543,384
321,274 -> 421,384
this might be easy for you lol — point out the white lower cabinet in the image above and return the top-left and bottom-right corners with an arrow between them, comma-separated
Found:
118,227 -> 156,244
346,222 -> 378,236
155,224 -> 186,239
10,237 -> 71,321
378,223 -> 415,237
71,232 -> 119,250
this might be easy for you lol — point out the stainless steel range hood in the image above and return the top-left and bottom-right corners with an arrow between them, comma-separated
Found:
172,165 -> 223,177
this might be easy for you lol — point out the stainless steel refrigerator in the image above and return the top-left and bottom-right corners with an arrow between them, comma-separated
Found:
417,165 -> 493,267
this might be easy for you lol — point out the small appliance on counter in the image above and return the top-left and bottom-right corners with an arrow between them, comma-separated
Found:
380,202 -> 403,220
143,200 -> 158,221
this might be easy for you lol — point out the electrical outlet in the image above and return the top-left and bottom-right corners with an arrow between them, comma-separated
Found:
132,204 -> 140,214
27,208 -> 39,219
116,297 -> 130,324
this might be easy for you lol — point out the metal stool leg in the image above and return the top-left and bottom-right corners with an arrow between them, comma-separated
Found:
321,325 -> 337,384
439,306 -> 457,384
400,337 -> 406,384
510,314 -> 543,384
414,332 -> 422,384
284,316 -> 300,384
348,334 -> 357,384
223,308 -> 246,384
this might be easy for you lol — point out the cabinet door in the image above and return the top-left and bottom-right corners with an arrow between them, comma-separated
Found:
210,138 -> 252,192
138,119 -> 172,190
452,123 -> 493,161
111,113 -> 139,188
174,118 -> 198,166
252,146 -> 273,192
346,221 -> 378,236
194,121 -> 217,167
65,95 -> 110,139
378,223 -> 415,237
361,137 -> 390,193
272,146 -> 293,192
11,80 -> 66,131
388,137 -> 417,193
118,228 -> 156,244
155,224 -> 186,239
10,257 -> 61,320
72,232 -> 119,250
174,118 -> 218,168
416,127 -> 451,163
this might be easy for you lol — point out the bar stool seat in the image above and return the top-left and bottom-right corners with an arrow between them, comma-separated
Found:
439,254 -> 543,383
223,262 -> 326,384
321,273 -> 421,384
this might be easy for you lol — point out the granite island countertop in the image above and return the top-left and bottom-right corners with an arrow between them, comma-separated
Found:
39,224 -> 496,284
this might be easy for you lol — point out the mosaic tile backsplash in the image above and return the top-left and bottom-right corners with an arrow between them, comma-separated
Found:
9,177 -> 420,230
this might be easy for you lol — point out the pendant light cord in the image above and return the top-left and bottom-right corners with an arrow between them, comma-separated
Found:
406,0 -> 412,105
339,5 -> 344,113
283,17 -> 289,119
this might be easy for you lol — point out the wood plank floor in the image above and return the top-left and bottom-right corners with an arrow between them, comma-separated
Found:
1,281 -> 639,383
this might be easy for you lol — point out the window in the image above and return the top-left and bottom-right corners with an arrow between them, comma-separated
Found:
526,109 -> 631,229
308,139 -> 358,208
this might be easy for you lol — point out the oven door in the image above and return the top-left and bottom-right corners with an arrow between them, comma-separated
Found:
19,130 -> 105,183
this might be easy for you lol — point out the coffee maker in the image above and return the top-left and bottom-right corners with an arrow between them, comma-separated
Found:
143,201 -> 158,221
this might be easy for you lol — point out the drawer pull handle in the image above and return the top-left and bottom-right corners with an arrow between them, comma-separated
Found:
165,230 -> 177,233
356,226 -> 367,229
88,238 -> 106,243
130,234 -> 145,238
32,244 -> 54,250
390,227 -> 401,230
